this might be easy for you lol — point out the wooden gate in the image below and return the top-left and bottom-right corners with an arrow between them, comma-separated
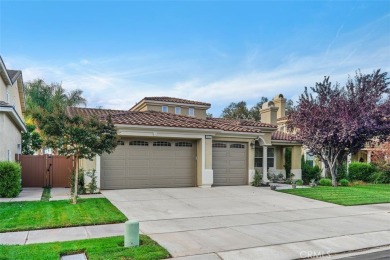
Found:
16,155 -> 74,187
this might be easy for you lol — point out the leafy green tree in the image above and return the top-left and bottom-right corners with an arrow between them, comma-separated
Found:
285,99 -> 294,115
221,101 -> 251,119
221,97 -> 293,121
25,79 -> 86,116
21,123 -> 43,155
38,111 -> 118,203
249,97 -> 269,121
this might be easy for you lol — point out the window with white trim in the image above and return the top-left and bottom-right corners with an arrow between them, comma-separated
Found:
162,106 -> 168,113
175,142 -> 192,147
255,146 -> 275,167
175,107 -> 181,114
153,141 -> 171,147
212,143 -> 226,148
130,141 -> 149,146
188,108 -> 195,116
230,144 -> 245,149
117,140 -> 125,145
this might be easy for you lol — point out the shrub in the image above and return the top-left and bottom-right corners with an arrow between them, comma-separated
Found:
0,161 -> 22,198
295,179 -> 303,186
284,148 -> 292,179
302,156 -> 321,184
350,180 -> 367,186
369,171 -> 390,184
86,169 -> 98,193
319,178 -> 332,186
348,162 -> 376,182
339,179 -> 349,186
252,170 -> 262,187
70,168 -> 86,195
337,163 -> 347,181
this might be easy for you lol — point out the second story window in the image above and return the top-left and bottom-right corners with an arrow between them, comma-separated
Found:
188,108 -> 194,116
175,107 -> 181,114
162,106 -> 168,113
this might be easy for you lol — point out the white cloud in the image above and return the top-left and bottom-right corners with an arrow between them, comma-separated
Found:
4,14 -> 389,115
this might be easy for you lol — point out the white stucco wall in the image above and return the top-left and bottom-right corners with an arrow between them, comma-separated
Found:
0,113 -> 22,161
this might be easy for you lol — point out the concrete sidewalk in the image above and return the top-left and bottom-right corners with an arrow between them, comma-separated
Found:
0,223 -> 130,245
50,188 -> 105,201
0,188 -> 42,202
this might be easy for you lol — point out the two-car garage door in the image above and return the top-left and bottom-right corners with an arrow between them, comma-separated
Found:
101,140 -> 196,189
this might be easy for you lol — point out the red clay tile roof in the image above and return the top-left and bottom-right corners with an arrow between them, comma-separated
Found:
142,97 -> 211,107
66,107 -> 126,118
108,111 -> 221,130
207,118 -> 277,129
271,130 -> 297,141
67,107 -> 274,134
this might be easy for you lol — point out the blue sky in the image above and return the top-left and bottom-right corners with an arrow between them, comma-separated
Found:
1,1 -> 389,116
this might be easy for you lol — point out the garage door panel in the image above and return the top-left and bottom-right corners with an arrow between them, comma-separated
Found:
103,159 -> 126,168
212,142 -> 247,186
101,140 -> 196,189
213,151 -> 228,157
150,150 -> 175,158
229,160 -> 246,168
229,152 -> 246,158
128,150 -> 150,157
127,160 -> 150,168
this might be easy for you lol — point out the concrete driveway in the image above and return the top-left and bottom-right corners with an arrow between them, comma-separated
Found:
102,186 -> 390,259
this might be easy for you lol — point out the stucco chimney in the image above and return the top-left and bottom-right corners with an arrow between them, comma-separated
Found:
260,101 -> 278,125
273,94 -> 286,119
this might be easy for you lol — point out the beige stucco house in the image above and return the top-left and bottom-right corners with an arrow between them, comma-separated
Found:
70,95 -> 302,189
0,57 -> 26,162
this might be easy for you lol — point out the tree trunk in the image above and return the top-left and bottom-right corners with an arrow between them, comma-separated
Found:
328,161 -> 338,187
72,155 -> 79,204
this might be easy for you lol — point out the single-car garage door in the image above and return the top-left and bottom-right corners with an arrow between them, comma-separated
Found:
212,142 -> 247,186
101,139 -> 196,189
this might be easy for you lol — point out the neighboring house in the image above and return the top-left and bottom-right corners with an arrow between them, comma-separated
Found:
0,56 -> 26,161
69,94 -> 302,189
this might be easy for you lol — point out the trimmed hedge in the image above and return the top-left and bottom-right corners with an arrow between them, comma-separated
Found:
319,178 -> 332,186
339,179 -> 350,186
295,179 -> 303,186
0,161 -> 22,198
348,162 -> 376,182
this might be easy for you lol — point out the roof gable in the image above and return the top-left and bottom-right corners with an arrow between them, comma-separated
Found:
130,96 -> 211,111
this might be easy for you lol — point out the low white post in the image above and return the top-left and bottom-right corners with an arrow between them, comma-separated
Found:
124,220 -> 139,247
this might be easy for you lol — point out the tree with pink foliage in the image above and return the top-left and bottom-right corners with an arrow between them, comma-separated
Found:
289,70 -> 390,186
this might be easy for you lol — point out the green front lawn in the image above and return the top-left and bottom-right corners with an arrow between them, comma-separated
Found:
278,184 -> 390,206
0,198 -> 127,232
0,235 -> 169,260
